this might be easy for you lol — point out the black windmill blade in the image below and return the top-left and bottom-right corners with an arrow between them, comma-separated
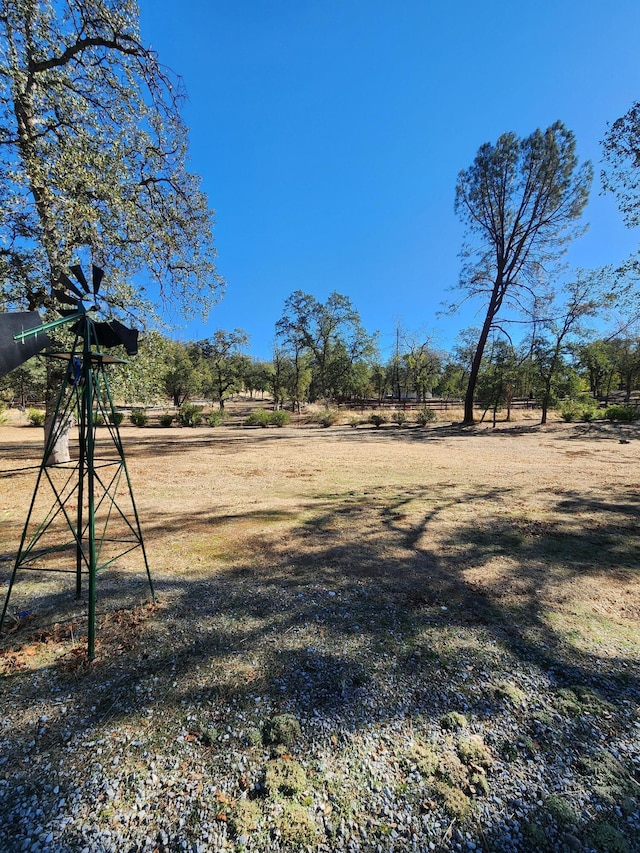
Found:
52,283 -> 81,315
92,264 -> 104,297
68,263 -> 103,299
58,272 -> 85,302
57,264 -> 139,356
70,263 -> 100,310
69,263 -> 89,293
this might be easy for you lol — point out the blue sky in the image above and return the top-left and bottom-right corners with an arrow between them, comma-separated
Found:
139,0 -> 640,361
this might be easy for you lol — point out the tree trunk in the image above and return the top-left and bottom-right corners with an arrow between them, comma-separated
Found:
43,357 -> 73,465
540,381 -> 552,425
44,410 -> 73,466
464,312 -> 495,424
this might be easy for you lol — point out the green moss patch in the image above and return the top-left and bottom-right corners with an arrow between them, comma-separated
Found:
264,758 -> 308,798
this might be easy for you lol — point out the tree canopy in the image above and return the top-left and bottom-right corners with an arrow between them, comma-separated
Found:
275,290 -> 376,402
602,101 -> 640,231
0,0 -> 223,319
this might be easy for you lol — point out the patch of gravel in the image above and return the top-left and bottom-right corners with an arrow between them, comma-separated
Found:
1,576 -> 639,853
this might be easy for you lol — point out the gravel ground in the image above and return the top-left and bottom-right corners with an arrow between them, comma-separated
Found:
1,575 -> 638,853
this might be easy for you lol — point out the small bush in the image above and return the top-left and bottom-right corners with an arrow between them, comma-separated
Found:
562,396 -> 598,423
317,409 -> 339,427
544,794 -> 577,826
605,404 -> 638,422
276,802 -> 318,848
129,409 -> 148,427
457,735 -> 493,769
416,407 -> 437,426
560,405 -> 578,422
433,780 -> 471,821
269,409 -> 291,427
179,402 -> 202,427
349,416 -> 361,428
207,410 -> 222,427
494,680 -> 526,706
369,413 -> 387,428
159,413 -> 174,427
245,409 -> 271,427
94,413 -> 105,426
108,411 -> 124,426
0,406 -> 8,426
28,409 -> 46,427
391,411 -> 408,427
405,742 -> 438,778
589,822 -> 630,853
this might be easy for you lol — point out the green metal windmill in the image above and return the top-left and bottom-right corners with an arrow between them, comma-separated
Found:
0,265 -> 154,660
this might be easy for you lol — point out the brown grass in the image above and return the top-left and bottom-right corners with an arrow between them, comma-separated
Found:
1,408 -> 638,675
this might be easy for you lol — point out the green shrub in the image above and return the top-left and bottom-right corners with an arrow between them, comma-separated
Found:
179,402 -> 203,427
159,413 -> 174,427
391,411 -> 408,427
269,409 -> 290,427
317,409 -> 339,427
0,405 -> 8,426
560,404 -> 578,422
129,409 -> 148,427
349,416 -> 361,428
589,822 -> 630,853
108,411 -> 124,426
94,413 -> 105,426
605,404 -> 638,422
207,410 -> 222,427
369,413 -> 387,428
562,396 -> 598,423
245,409 -> 271,427
28,408 -> 46,427
416,407 -> 437,426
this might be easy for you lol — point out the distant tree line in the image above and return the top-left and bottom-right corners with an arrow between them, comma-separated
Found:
5,298 -> 640,424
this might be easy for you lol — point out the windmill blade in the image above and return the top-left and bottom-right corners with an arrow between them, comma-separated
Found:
70,264 -> 90,293
92,265 -> 104,296
53,287 -> 80,307
0,312 -> 50,378
59,272 -> 85,301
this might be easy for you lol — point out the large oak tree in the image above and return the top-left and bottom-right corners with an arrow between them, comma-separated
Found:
0,0 -> 222,317
0,0 -> 223,460
454,121 -> 591,423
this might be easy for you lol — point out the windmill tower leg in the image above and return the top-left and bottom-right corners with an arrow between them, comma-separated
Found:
1,326 -> 154,661
0,266 -> 153,661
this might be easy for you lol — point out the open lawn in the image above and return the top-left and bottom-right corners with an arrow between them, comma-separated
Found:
1,412 -> 639,852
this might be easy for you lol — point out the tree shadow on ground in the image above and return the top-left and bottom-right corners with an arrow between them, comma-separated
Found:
1,477 -> 639,852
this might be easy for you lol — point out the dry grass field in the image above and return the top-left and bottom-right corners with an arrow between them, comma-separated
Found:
0,407 -> 639,852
